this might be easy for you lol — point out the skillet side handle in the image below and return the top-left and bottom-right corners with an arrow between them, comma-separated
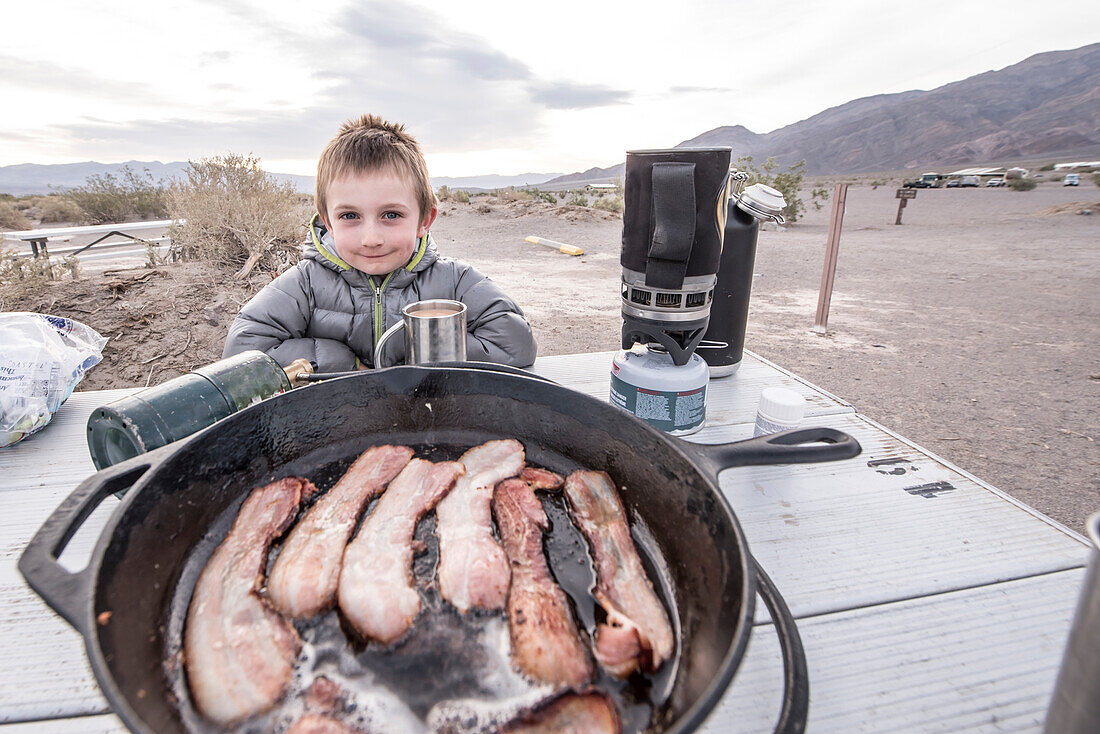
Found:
755,558 -> 810,734
695,427 -> 861,476
17,455 -> 154,637
417,361 -> 559,385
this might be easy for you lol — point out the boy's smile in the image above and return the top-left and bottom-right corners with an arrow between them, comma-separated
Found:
323,168 -> 437,276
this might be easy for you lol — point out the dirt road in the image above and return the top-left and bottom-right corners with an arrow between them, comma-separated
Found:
432,184 -> 1100,534
5,183 -> 1097,533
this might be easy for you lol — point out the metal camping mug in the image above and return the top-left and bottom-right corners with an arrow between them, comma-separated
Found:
1044,511 -> 1100,733
374,299 -> 468,367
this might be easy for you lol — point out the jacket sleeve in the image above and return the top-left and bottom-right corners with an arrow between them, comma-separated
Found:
452,262 -> 538,367
223,266 -> 359,372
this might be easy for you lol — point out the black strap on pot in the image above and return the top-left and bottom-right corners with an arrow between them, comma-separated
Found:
646,162 -> 696,289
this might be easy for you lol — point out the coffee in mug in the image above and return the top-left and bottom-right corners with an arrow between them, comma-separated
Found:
374,299 -> 468,366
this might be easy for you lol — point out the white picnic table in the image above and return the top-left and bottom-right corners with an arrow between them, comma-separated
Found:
0,350 -> 1089,732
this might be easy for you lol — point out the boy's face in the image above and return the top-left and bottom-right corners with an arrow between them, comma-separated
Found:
322,167 -> 437,276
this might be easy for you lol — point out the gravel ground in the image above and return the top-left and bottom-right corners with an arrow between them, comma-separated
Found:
7,183 -> 1096,533
434,184 -> 1100,534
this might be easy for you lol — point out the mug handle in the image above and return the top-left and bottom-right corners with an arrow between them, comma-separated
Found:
374,321 -> 406,368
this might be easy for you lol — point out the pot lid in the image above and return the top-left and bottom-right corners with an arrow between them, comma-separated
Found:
735,183 -> 786,221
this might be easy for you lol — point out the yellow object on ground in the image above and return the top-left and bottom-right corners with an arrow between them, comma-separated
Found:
525,236 -> 584,256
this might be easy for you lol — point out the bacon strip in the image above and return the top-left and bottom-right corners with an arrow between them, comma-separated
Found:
286,715 -> 361,734
268,445 -> 414,618
338,458 -> 464,643
493,471 -> 593,688
437,439 -> 525,613
184,477 -> 316,724
503,691 -> 621,734
286,677 -> 362,734
563,470 -> 674,675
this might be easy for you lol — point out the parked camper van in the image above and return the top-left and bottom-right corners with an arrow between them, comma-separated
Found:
1063,173 -> 1080,187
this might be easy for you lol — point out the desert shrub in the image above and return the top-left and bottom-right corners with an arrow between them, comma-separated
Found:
67,165 -> 168,224
167,153 -> 308,279
523,188 -> 556,205
810,186 -> 831,211
566,193 -> 589,207
0,201 -> 31,230
498,187 -> 534,202
35,195 -> 83,223
592,195 -> 623,213
0,246 -> 79,304
1039,163 -> 1055,172
735,156 -> 809,222
437,185 -> 472,204
1008,178 -> 1037,191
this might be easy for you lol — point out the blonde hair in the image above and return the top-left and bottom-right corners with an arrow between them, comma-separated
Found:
316,114 -> 436,223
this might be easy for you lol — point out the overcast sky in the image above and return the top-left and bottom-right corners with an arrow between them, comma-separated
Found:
2,0 -> 1097,177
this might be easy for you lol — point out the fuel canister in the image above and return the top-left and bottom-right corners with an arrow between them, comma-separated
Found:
610,345 -> 709,435
86,350 -> 294,469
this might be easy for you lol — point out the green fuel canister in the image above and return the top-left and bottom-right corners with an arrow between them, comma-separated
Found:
87,350 -> 297,469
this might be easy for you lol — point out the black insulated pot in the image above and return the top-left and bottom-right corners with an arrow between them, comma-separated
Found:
621,148 -> 733,365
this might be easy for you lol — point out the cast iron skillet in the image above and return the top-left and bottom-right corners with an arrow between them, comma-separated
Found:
20,365 -> 860,733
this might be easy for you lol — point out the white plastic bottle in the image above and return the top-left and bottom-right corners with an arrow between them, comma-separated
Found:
753,387 -> 806,437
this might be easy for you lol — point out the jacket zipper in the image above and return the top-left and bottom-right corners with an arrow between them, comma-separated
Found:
371,273 -> 395,357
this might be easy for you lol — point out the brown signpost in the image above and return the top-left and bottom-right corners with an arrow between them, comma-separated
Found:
813,183 -> 849,334
895,187 -> 916,225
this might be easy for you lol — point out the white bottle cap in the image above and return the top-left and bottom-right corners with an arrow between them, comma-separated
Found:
757,387 -> 806,425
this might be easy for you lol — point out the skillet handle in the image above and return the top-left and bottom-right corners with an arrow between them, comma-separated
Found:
421,361 -> 558,385
305,362 -> 558,385
755,559 -> 810,734
17,453 -> 155,637
694,427 -> 861,475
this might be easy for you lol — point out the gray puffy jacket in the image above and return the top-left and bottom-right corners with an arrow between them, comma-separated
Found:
223,217 -> 537,370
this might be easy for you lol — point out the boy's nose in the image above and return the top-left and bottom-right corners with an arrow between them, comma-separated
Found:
359,222 -> 385,247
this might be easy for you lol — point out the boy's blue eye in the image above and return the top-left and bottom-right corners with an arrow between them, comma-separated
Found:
382,211 -> 401,220
338,212 -> 358,220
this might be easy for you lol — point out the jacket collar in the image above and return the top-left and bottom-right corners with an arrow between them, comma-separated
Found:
306,213 -> 438,283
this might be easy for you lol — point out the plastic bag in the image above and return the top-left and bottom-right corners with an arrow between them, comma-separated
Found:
0,312 -> 107,448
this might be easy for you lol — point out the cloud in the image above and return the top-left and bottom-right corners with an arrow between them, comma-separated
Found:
13,0 -> 631,163
529,81 -> 630,110
669,85 -> 737,94
0,55 -> 164,103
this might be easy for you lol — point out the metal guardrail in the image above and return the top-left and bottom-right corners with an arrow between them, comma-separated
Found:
1,220 -> 180,259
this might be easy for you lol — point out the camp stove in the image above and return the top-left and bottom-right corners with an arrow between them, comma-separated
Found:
610,147 -> 786,434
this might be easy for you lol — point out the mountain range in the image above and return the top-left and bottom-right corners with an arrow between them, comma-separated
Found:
2,43 -> 1097,195
0,161 -> 561,197
542,42 -> 1100,186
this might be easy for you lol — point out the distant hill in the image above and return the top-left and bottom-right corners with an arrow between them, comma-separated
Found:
0,161 -> 563,197
0,161 -> 316,197
543,42 -> 1100,184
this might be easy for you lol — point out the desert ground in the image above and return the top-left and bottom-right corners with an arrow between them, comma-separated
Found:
3,181 -> 1097,533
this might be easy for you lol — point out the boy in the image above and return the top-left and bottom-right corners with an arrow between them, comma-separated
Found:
223,114 -> 537,371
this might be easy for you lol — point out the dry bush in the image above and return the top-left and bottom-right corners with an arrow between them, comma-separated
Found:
592,194 -> 623,213
436,185 -> 471,204
0,201 -> 31,230
0,246 -> 79,306
1008,178 -> 1037,192
67,165 -> 168,224
497,187 -> 534,202
35,195 -> 83,223
167,154 -> 308,279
